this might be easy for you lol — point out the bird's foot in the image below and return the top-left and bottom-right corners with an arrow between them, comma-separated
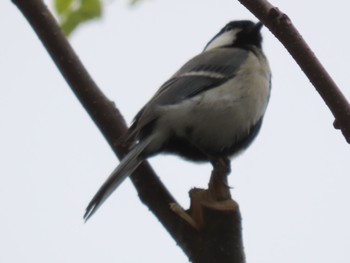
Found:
208,157 -> 231,200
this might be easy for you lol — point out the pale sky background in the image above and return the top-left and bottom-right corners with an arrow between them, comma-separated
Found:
1,0 -> 350,262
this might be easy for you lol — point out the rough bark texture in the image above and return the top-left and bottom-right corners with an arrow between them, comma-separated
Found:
183,189 -> 245,263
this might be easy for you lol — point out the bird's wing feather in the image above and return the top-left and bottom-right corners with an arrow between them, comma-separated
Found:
128,48 -> 249,138
154,48 -> 249,104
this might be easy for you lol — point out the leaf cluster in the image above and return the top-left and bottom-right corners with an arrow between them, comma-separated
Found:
54,0 -> 103,36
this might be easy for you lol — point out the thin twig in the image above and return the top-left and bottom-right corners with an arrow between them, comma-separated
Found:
238,0 -> 350,143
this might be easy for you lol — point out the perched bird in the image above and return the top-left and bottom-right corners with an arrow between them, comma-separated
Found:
84,20 -> 271,221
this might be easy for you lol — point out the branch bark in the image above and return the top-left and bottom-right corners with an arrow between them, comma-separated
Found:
12,0 -> 245,262
176,189 -> 246,263
237,0 -> 350,143
12,0 -> 183,252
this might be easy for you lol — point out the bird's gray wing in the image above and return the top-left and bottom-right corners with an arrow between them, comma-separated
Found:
152,48 -> 249,105
128,48 -> 249,140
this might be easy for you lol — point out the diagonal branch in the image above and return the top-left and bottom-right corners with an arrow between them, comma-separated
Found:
11,0 -> 186,253
238,0 -> 350,143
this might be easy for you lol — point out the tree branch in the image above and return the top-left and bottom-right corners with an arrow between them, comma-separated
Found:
177,189 -> 246,263
237,0 -> 350,143
11,0 -> 184,251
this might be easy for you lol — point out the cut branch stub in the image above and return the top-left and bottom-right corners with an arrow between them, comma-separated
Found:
170,162 -> 245,263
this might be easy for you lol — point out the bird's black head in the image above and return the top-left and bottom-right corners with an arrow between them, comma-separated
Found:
204,20 -> 263,51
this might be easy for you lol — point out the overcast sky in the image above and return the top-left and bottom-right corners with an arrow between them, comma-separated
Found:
1,0 -> 350,262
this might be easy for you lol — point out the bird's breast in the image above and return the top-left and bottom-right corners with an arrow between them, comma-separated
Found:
157,51 -> 271,158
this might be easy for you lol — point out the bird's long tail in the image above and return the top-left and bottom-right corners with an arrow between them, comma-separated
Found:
84,136 -> 153,221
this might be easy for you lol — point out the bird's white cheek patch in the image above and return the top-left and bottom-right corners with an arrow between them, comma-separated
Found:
204,29 -> 241,51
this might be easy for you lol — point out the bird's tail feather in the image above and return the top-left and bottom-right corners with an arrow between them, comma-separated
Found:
84,136 -> 153,221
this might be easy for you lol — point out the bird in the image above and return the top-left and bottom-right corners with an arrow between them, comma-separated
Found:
84,20 -> 271,221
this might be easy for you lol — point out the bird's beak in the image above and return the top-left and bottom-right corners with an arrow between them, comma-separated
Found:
248,22 -> 263,37
254,22 -> 264,32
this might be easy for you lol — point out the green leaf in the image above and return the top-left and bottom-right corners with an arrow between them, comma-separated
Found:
60,11 -> 82,36
55,0 -> 103,36
55,0 -> 147,36
81,0 -> 102,18
54,0 -> 74,15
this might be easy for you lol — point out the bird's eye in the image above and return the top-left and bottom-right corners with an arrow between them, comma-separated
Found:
225,26 -> 232,32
